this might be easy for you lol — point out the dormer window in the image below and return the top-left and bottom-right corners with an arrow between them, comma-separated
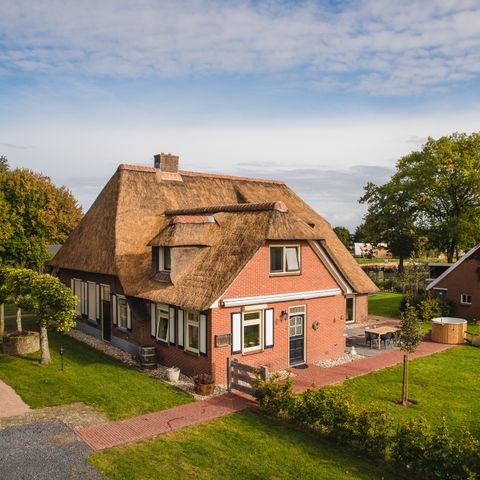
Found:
159,247 -> 171,272
270,245 -> 301,274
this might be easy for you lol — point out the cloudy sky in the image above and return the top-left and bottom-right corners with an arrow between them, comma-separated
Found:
1,0 -> 480,230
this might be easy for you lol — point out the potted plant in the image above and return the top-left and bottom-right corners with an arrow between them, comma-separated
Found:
194,373 -> 215,395
166,366 -> 181,382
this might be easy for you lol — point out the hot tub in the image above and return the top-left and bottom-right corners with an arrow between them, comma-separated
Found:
431,317 -> 467,344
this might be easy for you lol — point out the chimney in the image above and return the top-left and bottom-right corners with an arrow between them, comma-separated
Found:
154,153 -> 179,173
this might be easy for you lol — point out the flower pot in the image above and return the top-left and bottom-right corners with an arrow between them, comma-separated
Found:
2,331 -> 40,355
167,367 -> 181,382
194,382 -> 215,396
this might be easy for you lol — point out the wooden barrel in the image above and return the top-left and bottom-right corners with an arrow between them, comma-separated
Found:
139,346 -> 157,370
431,318 -> 466,344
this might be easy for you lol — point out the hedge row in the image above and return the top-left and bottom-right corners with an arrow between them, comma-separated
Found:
255,376 -> 480,480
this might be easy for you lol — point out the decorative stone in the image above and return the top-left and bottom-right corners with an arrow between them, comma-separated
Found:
2,331 -> 40,355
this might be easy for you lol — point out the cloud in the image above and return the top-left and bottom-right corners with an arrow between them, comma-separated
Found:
0,0 -> 479,94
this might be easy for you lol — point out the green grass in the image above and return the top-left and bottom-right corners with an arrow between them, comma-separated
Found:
0,316 -> 192,419
355,258 -> 399,265
368,292 -> 403,318
341,346 -> 480,435
89,409 -> 404,480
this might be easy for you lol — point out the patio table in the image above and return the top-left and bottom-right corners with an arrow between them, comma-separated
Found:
364,326 -> 399,349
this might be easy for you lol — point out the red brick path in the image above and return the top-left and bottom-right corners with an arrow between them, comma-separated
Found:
291,341 -> 453,392
77,393 -> 254,451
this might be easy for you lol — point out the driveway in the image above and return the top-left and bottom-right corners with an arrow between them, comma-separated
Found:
0,421 -> 104,480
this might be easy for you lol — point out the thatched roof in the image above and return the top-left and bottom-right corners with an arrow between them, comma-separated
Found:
50,163 -> 377,310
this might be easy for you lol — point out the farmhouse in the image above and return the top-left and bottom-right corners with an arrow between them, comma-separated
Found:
49,154 -> 377,383
427,243 -> 480,320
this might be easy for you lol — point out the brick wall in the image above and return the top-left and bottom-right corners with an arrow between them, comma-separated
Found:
431,255 -> 480,320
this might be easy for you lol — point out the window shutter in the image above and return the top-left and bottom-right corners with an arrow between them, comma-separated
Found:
70,278 -> 74,292
127,302 -> 132,330
199,313 -> 207,355
169,307 -> 175,344
178,309 -> 184,347
112,294 -> 117,325
95,284 -> 100,320
264,308 -> 274,348
231,312 -> 242,354
150,303 -> 156,337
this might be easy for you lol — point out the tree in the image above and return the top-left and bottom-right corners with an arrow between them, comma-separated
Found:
0,159 -> 83,269
30,272 -> 77,365
333,226 -> 352,250
397,305 -> 423,406
395,132 -> 480,262
360,178 -> 418,272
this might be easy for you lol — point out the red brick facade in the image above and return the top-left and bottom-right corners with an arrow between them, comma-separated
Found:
59,240 -> 368,384
429,248 -> 480,320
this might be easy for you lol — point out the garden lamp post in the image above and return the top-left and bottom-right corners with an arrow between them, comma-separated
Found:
59,345 -> 65,371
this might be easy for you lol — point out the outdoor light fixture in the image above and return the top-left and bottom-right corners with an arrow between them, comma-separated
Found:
59,345 -> 65,372
281,310 -> 288,321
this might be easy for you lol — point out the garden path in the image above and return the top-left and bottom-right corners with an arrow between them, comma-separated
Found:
0,378 -> 30,418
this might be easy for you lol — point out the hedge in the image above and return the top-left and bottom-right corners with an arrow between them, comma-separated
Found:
255,375 -> 480,480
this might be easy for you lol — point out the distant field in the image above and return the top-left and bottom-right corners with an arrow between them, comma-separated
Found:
355,258 -> 399,265
368,292 -> 403,318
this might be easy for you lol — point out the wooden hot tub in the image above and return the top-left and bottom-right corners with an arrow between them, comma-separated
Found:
431,317 -> 467,344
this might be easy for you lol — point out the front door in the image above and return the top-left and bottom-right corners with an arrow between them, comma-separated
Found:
101,285 -> 111,342
289,314 -> 305,366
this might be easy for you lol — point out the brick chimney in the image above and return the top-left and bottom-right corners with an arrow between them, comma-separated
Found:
154,153 -> 179,173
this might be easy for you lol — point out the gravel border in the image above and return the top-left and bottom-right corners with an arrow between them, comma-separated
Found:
67,329 -> 227,400
314,352 -> 364,368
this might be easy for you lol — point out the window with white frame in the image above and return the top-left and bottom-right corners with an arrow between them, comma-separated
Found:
155,304 -> 169,342
346,296 -> 355,323
461,293 -> 472,305
159,247 -> 172,272
269,245 -> 300,274
243,311 -> 262,352
186,311 -> 200,353
117,296 -> 128,329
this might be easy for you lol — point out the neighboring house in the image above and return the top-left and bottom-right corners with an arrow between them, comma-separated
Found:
427,243 -> 480,320
49,153 -> 377,383
354,242 -> 391,259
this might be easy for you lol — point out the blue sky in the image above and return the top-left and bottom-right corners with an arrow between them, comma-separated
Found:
1,0 -> 480,230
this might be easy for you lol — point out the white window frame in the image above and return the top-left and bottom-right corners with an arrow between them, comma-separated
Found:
185,310 -> 200,354
460,293 -> 472,305
345,295 -> 355,323
434,288 -> 448,299
159,246 -> 172,272
155,303 -> 170,343
87,281 -> 97,323
269,245 -> 301,275
72,278 -> 82,316
117,295 -> 128,330
242,310 -> 263,353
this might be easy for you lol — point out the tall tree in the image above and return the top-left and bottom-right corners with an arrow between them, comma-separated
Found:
396,132 -> 480,262
333,226 -> 352,250
360,178 -> 418,272
0,159 -> 83,268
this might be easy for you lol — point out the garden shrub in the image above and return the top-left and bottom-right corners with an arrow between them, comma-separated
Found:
255,376 -> 480,480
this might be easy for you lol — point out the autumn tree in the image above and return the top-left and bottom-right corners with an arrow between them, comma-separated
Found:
333,226 -> 352,250
0,158 -> 83,269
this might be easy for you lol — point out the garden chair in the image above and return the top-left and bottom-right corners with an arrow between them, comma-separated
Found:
380,332 -> 393,348
365,331 -> 375,348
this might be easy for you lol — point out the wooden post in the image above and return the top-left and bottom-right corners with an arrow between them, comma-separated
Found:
0,303 -> 4,336
227,357 -> 231,393
259,365 -> 269,381
401,353 -> 409,406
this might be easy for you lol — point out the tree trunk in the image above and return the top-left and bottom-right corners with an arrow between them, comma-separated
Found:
447,240 -> 456,264
39,325 -> 51,365
401,353 -> 409,406
0,303 -> 4,335
398,255 -> 404,273
16,307 -> 22,332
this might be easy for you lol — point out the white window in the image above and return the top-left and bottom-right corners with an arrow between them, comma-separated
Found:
461,294 -> 472,305
155,304 -> 170,342
346,296 -> 355,323
117,295 -> 128,329
87,282 -> 97,322
288,305 -> 305,337
269,245 -> 300,274
159,247 -> 172,272
186,311 -> 200,353
243,311 -> 262,352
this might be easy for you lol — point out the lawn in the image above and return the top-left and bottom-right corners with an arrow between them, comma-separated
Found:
355,258 -> 399,265
368,292 -> 403,318
341,345 -> 480,435
0,316 -> 192,419
89,409 -> 404,480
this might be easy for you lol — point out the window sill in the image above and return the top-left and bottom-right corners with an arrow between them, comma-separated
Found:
242,349 -> 263,356
116,326 -> 128,333
269,271 -> 301,277
156,338 -> 169,344
460,303 -> 472,306
184,349 -> 200,357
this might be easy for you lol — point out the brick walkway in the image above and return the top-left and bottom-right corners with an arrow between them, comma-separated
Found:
77,393 -> 254,450
291,341 -> 453,392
